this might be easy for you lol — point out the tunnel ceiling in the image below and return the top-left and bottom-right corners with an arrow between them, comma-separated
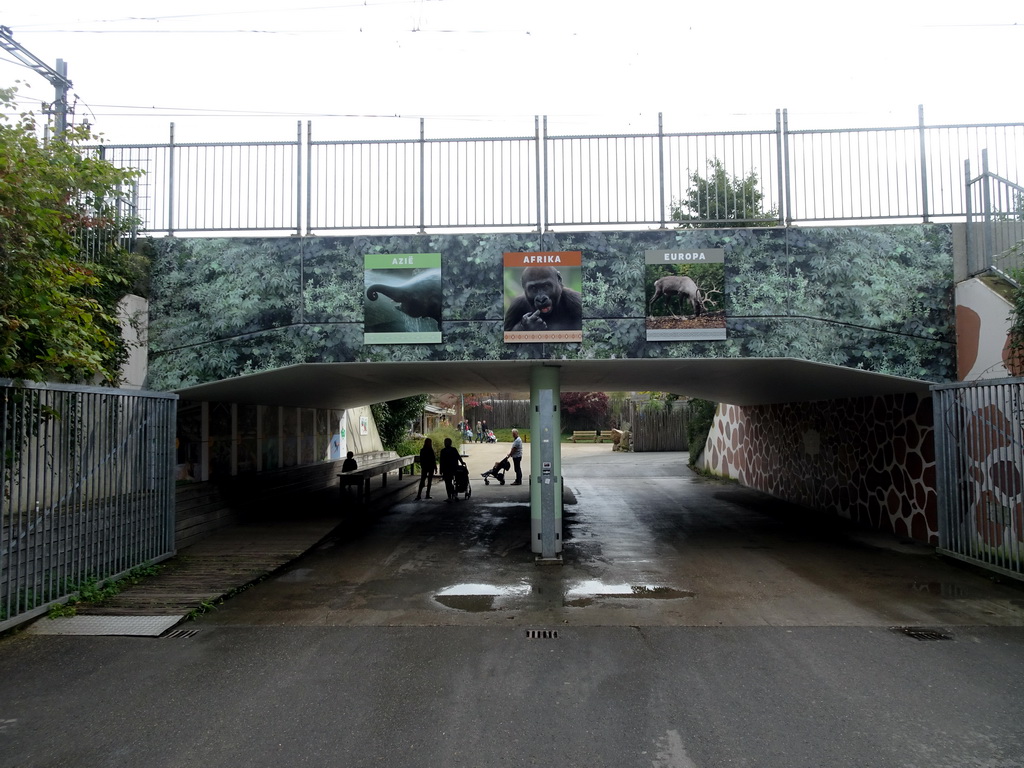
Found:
172,358 -> 933,410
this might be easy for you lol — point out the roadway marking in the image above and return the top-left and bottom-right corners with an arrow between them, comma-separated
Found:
652,729 -> 699,768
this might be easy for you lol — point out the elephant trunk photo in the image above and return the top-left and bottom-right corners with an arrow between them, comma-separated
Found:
365,270 -> 443,328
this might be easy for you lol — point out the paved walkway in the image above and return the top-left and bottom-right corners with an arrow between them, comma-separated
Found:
32,441 -> 511,632
28,440 -> 1024,635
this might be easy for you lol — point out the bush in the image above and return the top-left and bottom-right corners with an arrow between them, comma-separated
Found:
686,399 -> 718,467
395,437 -> 422,458
371,395 -> 428,450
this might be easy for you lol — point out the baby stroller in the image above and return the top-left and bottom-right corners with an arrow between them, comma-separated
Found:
480,457 -> 510,485
484,429 -> 497,443
453,464 -> 472,498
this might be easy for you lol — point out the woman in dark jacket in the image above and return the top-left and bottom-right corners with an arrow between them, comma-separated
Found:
415,438 -> 437,500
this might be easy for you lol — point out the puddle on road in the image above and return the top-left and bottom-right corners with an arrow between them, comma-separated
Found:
274,568 -> 314,583
564,580 -> 695,607
433,580 -> 695,612
909,582 -> 975,598
434,582 -> 531,612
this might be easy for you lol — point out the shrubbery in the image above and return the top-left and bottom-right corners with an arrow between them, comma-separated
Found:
686,399 -> 718,467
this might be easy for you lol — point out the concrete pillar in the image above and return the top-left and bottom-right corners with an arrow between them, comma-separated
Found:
530,364 -> 562,560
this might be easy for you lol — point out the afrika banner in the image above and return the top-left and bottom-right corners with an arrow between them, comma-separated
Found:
503,251 -> 583,343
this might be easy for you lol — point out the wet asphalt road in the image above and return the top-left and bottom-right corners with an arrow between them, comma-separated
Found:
2,445 -> 1024,767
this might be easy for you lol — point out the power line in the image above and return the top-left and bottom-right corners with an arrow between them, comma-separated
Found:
9,0 -> 445,28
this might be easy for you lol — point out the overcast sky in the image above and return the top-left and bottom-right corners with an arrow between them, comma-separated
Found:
2,0 -> 1021,145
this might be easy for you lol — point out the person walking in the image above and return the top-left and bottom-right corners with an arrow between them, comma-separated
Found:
438,437 -> 466,501
507,428 -> 524,485
475,420 -> 483,443
415,438 -> 437,500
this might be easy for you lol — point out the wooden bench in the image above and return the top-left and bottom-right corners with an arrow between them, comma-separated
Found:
338,453 -> 416,505
569,430 -> 598,443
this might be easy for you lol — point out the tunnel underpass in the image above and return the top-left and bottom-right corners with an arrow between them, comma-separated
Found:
194,445 -> 1024,629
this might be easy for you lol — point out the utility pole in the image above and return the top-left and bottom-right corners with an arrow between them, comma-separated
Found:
0,25 -> 72,135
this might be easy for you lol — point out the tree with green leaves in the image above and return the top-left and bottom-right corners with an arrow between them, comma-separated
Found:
671,159 -> 778,227
0,85 -> 144,384
372,394 -> 428,451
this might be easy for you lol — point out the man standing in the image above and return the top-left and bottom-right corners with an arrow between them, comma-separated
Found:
507,428 -> 524,485
438,437 -> 466,501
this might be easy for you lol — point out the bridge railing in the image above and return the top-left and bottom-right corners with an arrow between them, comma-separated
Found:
88,109 -> 1023,236
965,148 -> 1024,279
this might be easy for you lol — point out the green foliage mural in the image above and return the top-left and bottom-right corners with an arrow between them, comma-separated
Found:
147,225 -> 955,391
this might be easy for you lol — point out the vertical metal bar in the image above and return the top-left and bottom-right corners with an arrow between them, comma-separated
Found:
540,116 -> 547,233
2,387 -> 10,621
964,159 -> 975,275
100,392 -> 110,580
782,110 -> 793,224
419,119 -> 427,233
933,389 -> 947,550
294,121 -> 302,235
969,384 -> 980,565
1014,383 -> 1023,577
9,390 -> 21,617
167,124 -> 176,236
981,149 -> 995,267
306,122 -> 313,234
774,110 -> 785,225
918,106 -> 930,222
657,113 -> 666,228
1,387 -> 9,621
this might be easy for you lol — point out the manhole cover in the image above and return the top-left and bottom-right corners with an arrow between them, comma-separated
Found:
27,615 -> 185,637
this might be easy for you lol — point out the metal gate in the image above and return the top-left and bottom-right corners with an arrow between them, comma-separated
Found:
1,381 -> 177,631
933,377 -> 1024,581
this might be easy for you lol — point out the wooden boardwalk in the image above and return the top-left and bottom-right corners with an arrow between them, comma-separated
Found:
77,477 -> 418,617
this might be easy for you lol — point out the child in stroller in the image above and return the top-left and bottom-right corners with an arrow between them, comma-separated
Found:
484,429 -> 497,443
480,457 -> 510,485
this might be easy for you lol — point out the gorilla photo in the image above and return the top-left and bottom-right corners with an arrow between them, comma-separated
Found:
503,266 -> 583,332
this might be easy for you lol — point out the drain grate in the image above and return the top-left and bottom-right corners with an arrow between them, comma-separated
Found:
525,629 -> 558,640
891,626 -> 952,641
163,628 -> 200,639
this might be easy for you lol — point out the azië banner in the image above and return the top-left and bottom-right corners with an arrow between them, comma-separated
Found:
363,252 -> 443,344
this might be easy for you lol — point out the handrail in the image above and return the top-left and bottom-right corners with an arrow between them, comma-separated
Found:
84,109 -> 1022,236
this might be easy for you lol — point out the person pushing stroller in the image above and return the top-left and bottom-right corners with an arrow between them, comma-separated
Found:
480,457 -> 511,485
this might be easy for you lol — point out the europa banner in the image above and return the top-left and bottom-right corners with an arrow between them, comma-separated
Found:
503,251 -> 583,343
363,253 -> 442,344
645,249 -> 726,341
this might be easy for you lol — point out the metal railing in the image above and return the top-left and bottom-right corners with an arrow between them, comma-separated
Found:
965,148 -> 1024,278
0,381 -> 177,631
87,109 -> 1024,235
933,377 -> 1024,582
